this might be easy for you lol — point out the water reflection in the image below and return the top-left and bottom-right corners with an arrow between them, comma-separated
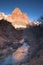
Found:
0,42 -> 30,65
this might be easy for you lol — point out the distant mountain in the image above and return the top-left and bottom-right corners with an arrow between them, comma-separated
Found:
6,8 -> 30,28
0,8 -> 42,29
0,8 -> 30,28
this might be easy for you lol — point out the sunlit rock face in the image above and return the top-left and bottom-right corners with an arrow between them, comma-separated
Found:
0,13 -> 4,20
5,8 -> 30,28
0,8 -> 30,29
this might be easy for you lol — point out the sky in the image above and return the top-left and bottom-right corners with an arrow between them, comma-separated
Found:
0,0 -> 43,21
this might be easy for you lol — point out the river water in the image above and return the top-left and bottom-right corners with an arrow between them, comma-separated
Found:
0,42 -> 30,65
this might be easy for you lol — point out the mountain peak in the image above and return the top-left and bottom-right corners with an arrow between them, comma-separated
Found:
12,8 -> 22,15
6,8 -> 30,28
0,8 -> 30,29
